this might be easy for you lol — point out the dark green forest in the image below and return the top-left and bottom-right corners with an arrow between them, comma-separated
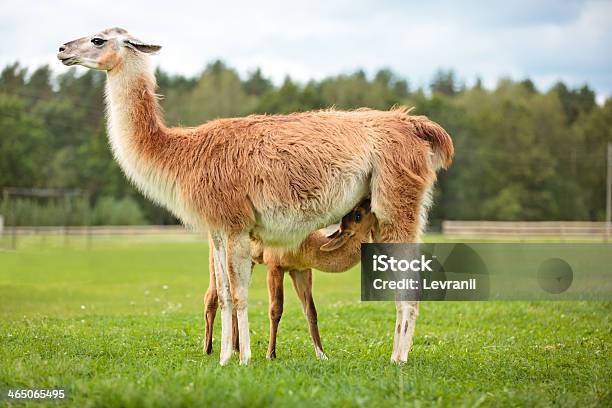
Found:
1,61 -> 610,227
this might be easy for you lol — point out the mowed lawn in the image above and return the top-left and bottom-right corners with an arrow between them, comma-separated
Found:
0,235 -> 610,407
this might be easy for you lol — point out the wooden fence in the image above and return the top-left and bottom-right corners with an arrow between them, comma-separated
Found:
442,221 -> 611,239
0,225 -> 204,249
2,222 -> 611,248
2,225 -> 196,236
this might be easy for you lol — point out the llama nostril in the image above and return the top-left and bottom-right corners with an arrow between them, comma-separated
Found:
59,46 -> 66,52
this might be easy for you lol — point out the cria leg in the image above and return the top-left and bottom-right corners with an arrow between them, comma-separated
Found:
203,242 -> 218,354
266,265 -> 284,359
290,269 -> 326,360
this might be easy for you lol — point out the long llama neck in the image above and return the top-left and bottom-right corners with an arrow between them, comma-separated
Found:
105,58 -> 165,150
103,58 -> 191,223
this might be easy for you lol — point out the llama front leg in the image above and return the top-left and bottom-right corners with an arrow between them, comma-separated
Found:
210,231 -> 234,365
227,233 -> 253,365
289,269 -> 327,360
230,261 -> 255,353
266,265 -> 285,359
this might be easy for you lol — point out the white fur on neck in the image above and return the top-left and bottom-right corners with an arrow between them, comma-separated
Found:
104,57 -> 199,228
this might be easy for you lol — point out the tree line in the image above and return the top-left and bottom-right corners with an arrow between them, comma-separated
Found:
1,61 -> 610,226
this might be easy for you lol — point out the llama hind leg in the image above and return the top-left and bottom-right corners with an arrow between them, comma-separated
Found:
210,231 -> 234,365
374,205 -> 424,363
227,232 -> 253,365
371,162 -> 434,363
392,301 -> 419,362
376,212 -> 422,363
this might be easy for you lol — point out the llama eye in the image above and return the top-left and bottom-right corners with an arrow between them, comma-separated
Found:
91,38 -> 106,46
354,212 -> 362,223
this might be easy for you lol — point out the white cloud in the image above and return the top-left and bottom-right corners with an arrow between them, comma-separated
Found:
0,0 -> 610,97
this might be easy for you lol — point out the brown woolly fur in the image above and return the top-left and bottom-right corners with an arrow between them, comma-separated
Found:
107,73 -> 452,238
58,28 -> 453,365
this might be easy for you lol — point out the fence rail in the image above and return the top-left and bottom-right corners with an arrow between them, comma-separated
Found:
442,220 -> 610,238
2,225 -> 198,236
2,222 -> 611,246
0,224 -> 206,250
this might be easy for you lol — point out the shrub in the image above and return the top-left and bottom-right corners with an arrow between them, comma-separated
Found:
0,196 -> 147,226
91,196 -> 146,225
0,197 -> 89,226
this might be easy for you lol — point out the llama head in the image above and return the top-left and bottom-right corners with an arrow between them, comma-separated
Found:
57,27 -> 161,71
320,199 -> 375,252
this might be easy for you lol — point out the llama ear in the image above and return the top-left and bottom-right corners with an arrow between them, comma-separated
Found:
326,229 -> 341,239
320,230 -> 354,252
124,39 -> 162,54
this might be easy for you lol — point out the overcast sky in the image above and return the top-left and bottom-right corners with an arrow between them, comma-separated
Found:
1,0 -> 611,99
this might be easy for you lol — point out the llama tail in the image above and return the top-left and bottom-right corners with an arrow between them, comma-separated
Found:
393,107 -> 454,170
410,115 -> 454,170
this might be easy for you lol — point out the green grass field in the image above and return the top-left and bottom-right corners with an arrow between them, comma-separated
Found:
0,235 -> 610,407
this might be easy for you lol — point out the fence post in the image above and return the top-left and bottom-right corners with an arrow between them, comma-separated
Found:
606,142 -> 611,242
10,195 -> 16,250
85,192 -> 92,250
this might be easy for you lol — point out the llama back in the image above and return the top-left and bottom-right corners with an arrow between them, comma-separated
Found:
328,107 -> 453,171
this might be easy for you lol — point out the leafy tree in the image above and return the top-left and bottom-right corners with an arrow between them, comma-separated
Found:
257,76 -> 304,113
183,60 -> 255,123
430,69 -> 459,96
0,63 -> 27,95
243,68 -> 273,97
551,82 -> 596,124
0,94 -> 47,188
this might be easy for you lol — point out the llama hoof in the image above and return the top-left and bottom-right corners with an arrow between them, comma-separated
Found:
395,342 -> 412,362
390,355 -> 407,365
266,350 -> 277,359
239,353 -> 251,365
315,349 -> 328,360
219,351 -> 233,366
